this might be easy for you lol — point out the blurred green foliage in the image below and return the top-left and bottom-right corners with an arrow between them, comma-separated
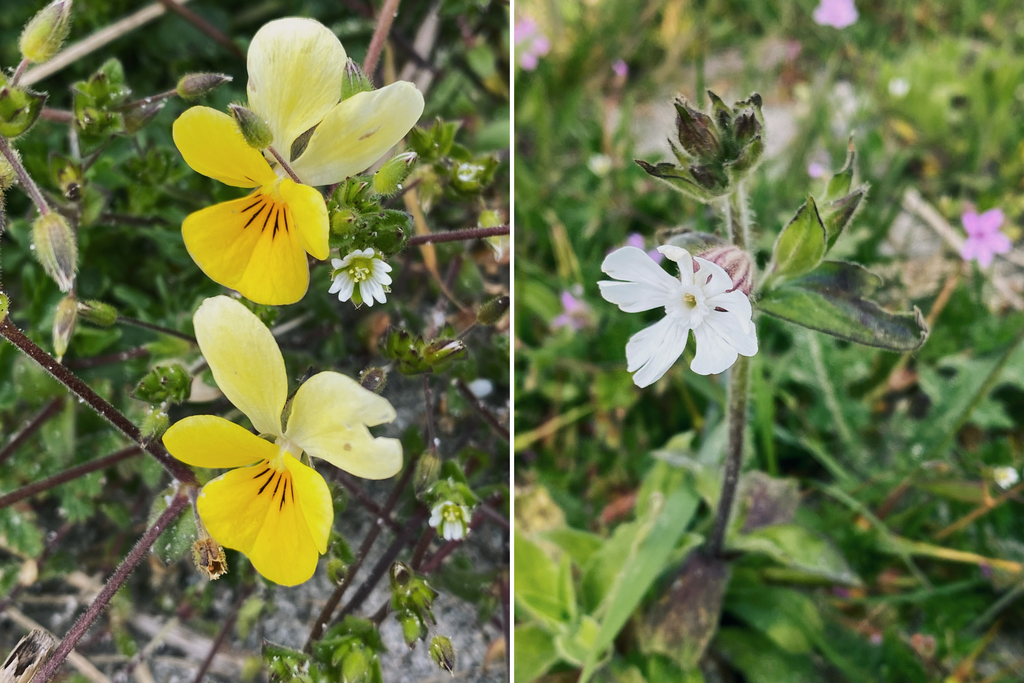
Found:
514,0 -> 1024,681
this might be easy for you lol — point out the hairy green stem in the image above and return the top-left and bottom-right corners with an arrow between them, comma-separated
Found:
0,135 -> 51,215
0,318 -> 199,487
706,354 -> 751,558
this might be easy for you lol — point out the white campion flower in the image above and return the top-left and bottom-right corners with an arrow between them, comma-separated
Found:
329,248 -> 393,307
598,245 -> 758,387
428,501 -> 472,541
993,466 -> 1020,490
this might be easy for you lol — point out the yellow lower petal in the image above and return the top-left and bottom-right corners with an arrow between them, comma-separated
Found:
183,190 -> 310,306
198,454 -> 332,586
172,107 -> 277,188
284,371 -> 403,480
163,415 -> 277,469
278,179 -> 329,260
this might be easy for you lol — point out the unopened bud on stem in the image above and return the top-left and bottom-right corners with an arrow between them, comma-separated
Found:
229,104 -> 273,150
77,300 -> 118,327
0,147 -> 19,190
20,0 -> 73,65
477,296 -> 509,326
429,635 -> 456,673
342,59 -> 374,100
32,212 -> 77,292
176,72 -> 232,100
373,151 -> 417,196
360,366 -> 387,393
52,294 -> 77,361
697,244 -> 753,296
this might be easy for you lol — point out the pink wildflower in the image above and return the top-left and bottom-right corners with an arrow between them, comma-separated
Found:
961,208 -> 1011,268
551,291 -> 592,331
813,0 -> 858,28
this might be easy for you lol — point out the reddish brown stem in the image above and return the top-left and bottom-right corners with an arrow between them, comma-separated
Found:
28,494 -> 189,683
0,397 -> 64,467
407,225 -> 509,246
0,446 -> 141,510
362,0 -> 403,79
0,319 -> 198,487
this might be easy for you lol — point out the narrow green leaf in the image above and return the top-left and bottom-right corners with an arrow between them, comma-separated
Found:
823,185 -> 867,250
770,197 -> 826,280
729,523 -> 860,585
514,626 -> 559,683
757,261 -> 928,352
824,138 -> 855,202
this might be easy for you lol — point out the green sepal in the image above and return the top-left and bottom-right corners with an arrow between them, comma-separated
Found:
0,76 -> 47,138
769,196 -> 826,282
132,363 -> 192,404
822,185 -> 867,251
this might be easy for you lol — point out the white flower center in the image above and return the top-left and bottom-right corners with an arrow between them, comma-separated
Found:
666,283 -> 709,325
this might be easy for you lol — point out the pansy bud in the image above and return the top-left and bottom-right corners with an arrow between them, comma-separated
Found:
19,0 -> 73,65
360,366 -> 387,393
342,59 -> 374,100
228,104 -> 273,150
696,244 -> 753,296
477,295 -> 510,326
415,450 -> 440,498
77,299 -> 118,327
176,72 -> 232,100
0,147 -> 19,191
373,151 -> 417,196
429,636 -> 456,673
32,211 -> 77,292
52,294 -> 77,361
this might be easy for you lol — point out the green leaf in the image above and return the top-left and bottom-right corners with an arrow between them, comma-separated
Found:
823,139 -> 855,202
729,523 -> 860,585
822,186 -> 867,251
542,527 -> 604,567
757,261 -> 928,352
769,197 -> 826,281
513,532 -> 572,628
514,625 -> 559,683
724,584 -> 823,654
579,487 -> 701,682
713,628 -> 818,683
147,486 -> 197,564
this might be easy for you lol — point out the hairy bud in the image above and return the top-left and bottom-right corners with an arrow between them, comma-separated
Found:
229,104 -> 273,150
0,147 -> 20,191
697,244 -> 753,296
414,450 -> 441,498
429,636 -> 456,673
0,292 -> 8,323
176,72 -> 232,100
342,59 -> 374,100
477,295 -> 510,326
373,151 -> 417,196
360,366 -> 387,394
52,294 -> 77,361
20,0 -> 73,65
76,299 -> 118,327
0,80 -> 47,138
32,212 -> 77,292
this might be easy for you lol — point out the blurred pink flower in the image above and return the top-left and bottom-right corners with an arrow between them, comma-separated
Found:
961,208 -> 1011,268
551,291 -> 593,331
808,162 -> 826,178
612,59 -> 629,78
622,233 -> 663,263
516,17 -> 550,71
813,0 -> 858,28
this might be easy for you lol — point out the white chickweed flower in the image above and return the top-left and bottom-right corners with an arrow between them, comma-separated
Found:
598,245 -> 758,387
993,466 -> 1019,490
329,248 -> 393,307
428,501 -> 472,541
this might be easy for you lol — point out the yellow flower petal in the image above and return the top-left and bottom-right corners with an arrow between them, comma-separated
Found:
197,453 -> 331,586
290,82 -> 425,186
183,191 -> 311,306
246,17 -> 346,155
278,179 -> 329,261
163,415 -> 277,469
284,371 -> 403,480
172,107 -> 277,188
193,296 -> 287,436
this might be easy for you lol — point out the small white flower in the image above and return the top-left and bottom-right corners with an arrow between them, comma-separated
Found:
888,77 -> 910,98
329,248 -> 393,307
428,501 -> 472,541
993,466 -> 1019,490
598,245 -> 758,387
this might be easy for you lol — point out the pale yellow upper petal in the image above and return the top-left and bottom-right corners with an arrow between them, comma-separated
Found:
284,371 -> 403,480
163,415 -> 276,469
278,179 -> 329,260
197,453 -> 331,586
193,296 -> 288,436
290,82 -> 425,186
246,17 -> 346,154
182,192 -> 312,306
172,107 -> 277,188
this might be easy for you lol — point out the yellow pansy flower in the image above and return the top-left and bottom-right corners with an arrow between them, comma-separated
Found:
163,296 -> 403,586
172,17 -> 425,306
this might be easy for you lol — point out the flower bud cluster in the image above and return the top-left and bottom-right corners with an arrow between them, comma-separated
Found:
310,616 -> 386,683
384,326 -> 467,375
636,91 -> 765,202
328,176 -> 412,259
389,562 -> 439,648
